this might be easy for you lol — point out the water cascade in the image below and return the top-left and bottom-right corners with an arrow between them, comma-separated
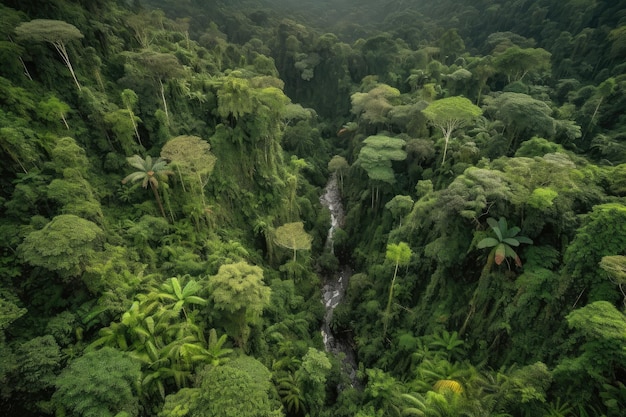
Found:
319,172 -> 359,387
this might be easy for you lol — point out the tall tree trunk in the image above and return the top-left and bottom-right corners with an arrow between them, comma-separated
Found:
582,97 -> 603,142
9,36 -> 33,80
383,261 -> 400,338
60,112 -> 69,130
441,131 -> 452,167
158,78 -> 169,124
459,251 -> 494,335
150,182 -> 167,219
127,107 -> 142,146
53,41 -> 81,91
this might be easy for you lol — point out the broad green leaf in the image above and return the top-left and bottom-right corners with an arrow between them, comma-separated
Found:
477,237 -> 499,248
497,217 -> 508,236
487,217 -> 503,241
503,237 -> 521,247
171,277 -> 183,300
185,296 -> 208,306
506,226 -> 521,238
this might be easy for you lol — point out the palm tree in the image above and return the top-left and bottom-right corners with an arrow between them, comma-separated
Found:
276,371 -> 306,415
206,328 -> 233,367
122,155 -> 173,219
477,217 -> 533,272
428,330 -> 466,362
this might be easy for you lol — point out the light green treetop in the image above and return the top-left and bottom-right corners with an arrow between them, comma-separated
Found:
208,261 -> 271,349
37,96 -> 70,129
15,19 -> 84,90
161,135 -> 216,191
192,356 -> 282,417
357,135 -> 407,184
328,154 -> 349,190
422,96 -> 482,166
274,222 -> 313,262
493,46 -> 552,83
385,195 -> 414,226
383,242 -> 412,337
351,83 -> 401,126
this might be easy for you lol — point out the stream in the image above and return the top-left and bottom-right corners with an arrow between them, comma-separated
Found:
319,172 -> 359,388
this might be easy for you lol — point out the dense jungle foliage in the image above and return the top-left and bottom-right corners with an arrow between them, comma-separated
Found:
1,0 -> 626,416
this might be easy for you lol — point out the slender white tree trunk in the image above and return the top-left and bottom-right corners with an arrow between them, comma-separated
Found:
53,41 -> 81,91
8,36 -> 33,80
127,107 -> 142,146
158,78 -> 169,124
60,112 -> 69,130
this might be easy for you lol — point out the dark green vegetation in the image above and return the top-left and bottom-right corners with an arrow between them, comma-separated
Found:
1,0 -> 626,415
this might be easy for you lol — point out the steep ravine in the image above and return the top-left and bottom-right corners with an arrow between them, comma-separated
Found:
319,172 -> 359,388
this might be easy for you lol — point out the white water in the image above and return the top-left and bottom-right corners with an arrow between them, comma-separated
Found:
319,172 -> 358,387
319,172 -> 345,254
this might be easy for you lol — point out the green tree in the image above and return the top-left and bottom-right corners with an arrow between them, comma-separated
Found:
15,19 -> 84,90
120,89 -> 142,146
422,96 -> 482,166
47,170 -> 103,222
122,155 -> 174,220
385,195 -> 414,227
493,46 -> 552,83
216,74 -> 256,121
582,77 -> 617,141
134,51 -> 184,123
19,214 -> 104,279
48,136 -> 89,174
52,347 -> 142,417
483,92 -> 555,153
468,56 -> 496,104
208,261 -> 271,349
159,388 -> 200,417
356,135 -> 407,207
192,356 -> 282,417
38,96 -> 70,130
608,25 -> 626,59
428,330 -> 466,362
273,222 -> 313,262
351,84 -> 401,127
14,335 -> 62,410
563,203 -> 626,303
296,348 -> 332,415
383,242 -> 412,337
104,109 -> 141,155
364,368 -> 405,417
438,29 -> 465,65
328,155 -> 349,191
0,124 -> 38,174
600,255 -> 626,305
554,301 -> 626,411
90,277 -> 218,400
275,371 -> 305,415
161,135 -> 216,223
